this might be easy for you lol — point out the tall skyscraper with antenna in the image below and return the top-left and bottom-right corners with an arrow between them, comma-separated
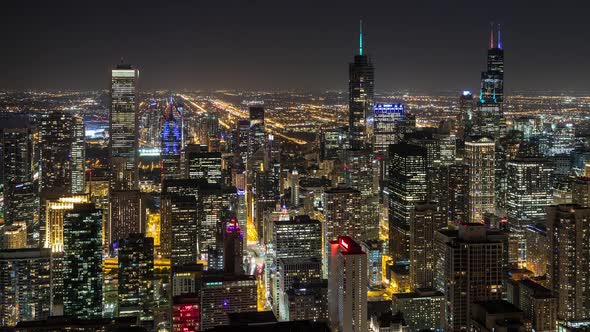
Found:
348,20 -> 374,150
474,23 -> 505,138
480,23 -> 504,105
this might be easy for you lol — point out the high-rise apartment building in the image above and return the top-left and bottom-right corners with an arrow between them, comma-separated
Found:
62,203 -> 103,319
0,248 -> 51,326
410,203 -> 446,290
439,223 -> 504,331
328,236 -> 367,332
117,233 -> 154,319
546,204 -> 590,322
465,135 -> 495,223
322,187 -> 362,275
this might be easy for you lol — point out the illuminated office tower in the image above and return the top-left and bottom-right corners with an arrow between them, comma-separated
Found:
39,111 -> 73,193
328,236 -> 367,332
161,99 -> 184,181
507,278 -> 557,332
410,203 -> 445,290
480,24 -> 504,105
145,211 -> 161,256
171,263 -> 203,297
185,144 -> 222,184
373,103 -> 404,155
271,215 -> 322,308
465,135 -> 495,223
8,182 -> 37,246
200,273 -> 257,330
62,203 -> 103,319
110,63 -> 139,190
360,240 -> 382,287
0,117 -> 34,225
457,91 -> 475,140
117,233 -> 154,319
524,224 -> 548,276
160,179 -> 201,260
222,216 -> 244,275
571,176 -> 590,207
2,222 -> 26,249
392,288 -> 444,331
198,184 -> 238,260
474,25 -> 505,138
70,116 -> 85,194
284,282 -> 328,322
277,257 -> 322,320
440,223 -> 504,331
446,163 -> 469,223
0,248 -> 51,326
167,195 -> 198,267
387,143 -> 427,261
546,204 -> 590,322
322,187 -> 362,276
349,20 -> 374,149
247,106 -> 265,159
319,127 -> 348,161
344,148 -> 378,240
44,194 -> 90,253
172,294 -> 201,332
236,120 -> 250,166
506,158 -> 553,261
108,190 -> 145,249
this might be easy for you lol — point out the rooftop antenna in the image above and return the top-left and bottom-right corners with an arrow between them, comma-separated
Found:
497,23 -> 502,49
359,18 -> 363,56
489,21 -> 494,49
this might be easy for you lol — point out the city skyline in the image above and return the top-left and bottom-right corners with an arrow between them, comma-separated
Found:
2,1 -> 590,92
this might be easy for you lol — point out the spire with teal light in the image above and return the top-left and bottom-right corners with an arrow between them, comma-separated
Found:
359,19 -> 363,56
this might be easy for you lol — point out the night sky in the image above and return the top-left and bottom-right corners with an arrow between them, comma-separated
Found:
2,0 -> 590,93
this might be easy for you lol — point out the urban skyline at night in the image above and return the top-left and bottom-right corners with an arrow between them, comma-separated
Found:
2,1 -> 590,332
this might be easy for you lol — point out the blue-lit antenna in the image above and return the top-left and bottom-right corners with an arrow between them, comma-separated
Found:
497,24 -> 502,49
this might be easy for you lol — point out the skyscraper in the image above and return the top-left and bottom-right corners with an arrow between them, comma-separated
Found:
200,273 -> 257,330
70,116 -> 85,194
474,24 -> 505,138
0,117 -> 34,226
506,157 -> 553,262
108,190 -> 145,249
546,204 -> 590,323
270,215 -> 322,309
110,63 -> 139,190
62,203 -> 103,319
328,236 -> 367,332
167,194 -> 198,267
439,223 -> 504,331
348,20 -> 374,149
185,144 -> 222,184
0,248 -> 51,326
161,97 -> 184,181
277,257 -> 323,320
465,135 -> 495,223
39,111 -> 73,193
387,143 -> 427,261
117,233 -> 154,319
322,187 -> 362,276
373,103 -> 405,155
222,216 -> 244,275
409,203 -> 445,290
248,106 -> 265,159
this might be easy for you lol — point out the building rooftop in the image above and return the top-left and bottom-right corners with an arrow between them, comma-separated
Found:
473,300 -> 522,314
